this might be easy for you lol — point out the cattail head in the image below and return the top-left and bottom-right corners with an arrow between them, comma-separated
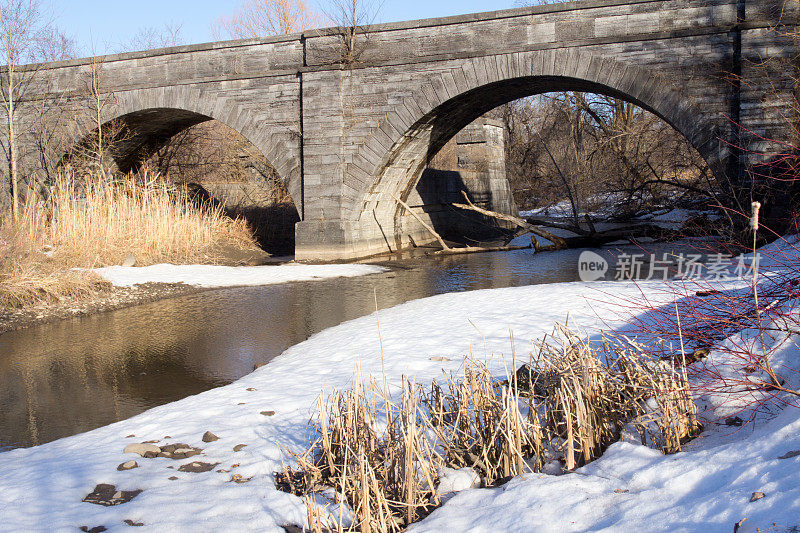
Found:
750,201 -> 761,231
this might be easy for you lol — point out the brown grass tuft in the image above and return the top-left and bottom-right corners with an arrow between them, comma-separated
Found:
277,326 -> 702,531
0,169 -> 258,308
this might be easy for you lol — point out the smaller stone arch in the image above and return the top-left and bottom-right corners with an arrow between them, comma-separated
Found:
92,85 -> 304,212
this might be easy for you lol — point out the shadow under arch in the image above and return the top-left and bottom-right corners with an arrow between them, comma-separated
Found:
346,50 -> 729,252
64,107 -> 210,174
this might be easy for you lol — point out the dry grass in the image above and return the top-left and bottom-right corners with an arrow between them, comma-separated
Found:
0,238 -> 109,308
0,170 -> 257,308
277,326 -> 702,531
277,367 -> 440,532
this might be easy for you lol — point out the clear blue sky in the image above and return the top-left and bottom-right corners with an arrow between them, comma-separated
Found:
55,1 -> 520,56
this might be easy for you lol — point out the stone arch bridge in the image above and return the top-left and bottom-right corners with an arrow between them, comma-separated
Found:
9,0 -> 798,260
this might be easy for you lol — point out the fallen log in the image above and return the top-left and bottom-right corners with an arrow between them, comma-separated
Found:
453,191 -> 676,251
434,244 -> 531,255
392,194 -> 451,251
392,194 -> 532,256
452,192 -> 569,249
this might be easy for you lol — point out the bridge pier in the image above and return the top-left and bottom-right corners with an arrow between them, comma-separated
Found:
294,218 -> 390,261
296,118 -> 517,261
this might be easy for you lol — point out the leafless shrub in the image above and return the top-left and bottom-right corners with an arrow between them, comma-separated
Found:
318,0 -> 381,67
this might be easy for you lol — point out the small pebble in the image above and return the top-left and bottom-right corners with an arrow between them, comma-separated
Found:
233,444 -> 247,452
202,431 -> 219,443
750,491 -> 766,502
260,410 -> 276,417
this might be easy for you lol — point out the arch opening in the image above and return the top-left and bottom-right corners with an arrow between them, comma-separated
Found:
358,75 -> 722,252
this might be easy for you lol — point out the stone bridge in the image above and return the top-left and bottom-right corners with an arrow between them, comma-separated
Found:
9,0 -> 798,260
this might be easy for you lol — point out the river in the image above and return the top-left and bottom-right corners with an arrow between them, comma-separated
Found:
0,235 -> 716,451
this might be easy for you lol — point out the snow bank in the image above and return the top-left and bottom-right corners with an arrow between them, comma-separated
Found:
2,243 -> 800,531
412,401 -> 800,532
0,280 -> 647,532
92,263 -> 387,288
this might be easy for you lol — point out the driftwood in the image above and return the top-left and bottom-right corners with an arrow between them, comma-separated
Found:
393,191 -> 668,256
392,194 -> 531,255
453,191 -> 674,252
527,225 -> 670,252
392,194 -> 451,251
452,192 -> 569,249
434,244 -> 531,255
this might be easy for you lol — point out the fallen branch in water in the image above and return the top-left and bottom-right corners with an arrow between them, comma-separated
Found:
433,244 -> 531,255
392,194 -> 451,251
452,192 -> 569,250
453,191 -> 675,252
392,194 -> 531,255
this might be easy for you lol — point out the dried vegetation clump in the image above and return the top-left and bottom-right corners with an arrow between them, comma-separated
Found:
277,326 -> 702,532
0,170 -> 257,308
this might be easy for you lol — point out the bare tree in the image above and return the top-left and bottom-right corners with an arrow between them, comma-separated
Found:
34,25 -> 75,61
0,0 -> 51,218
122,22 -> 183,52
320,0 -> 380,66
494,92 -> 714,227
85,55 -> 108,166
213,0 -> 320,39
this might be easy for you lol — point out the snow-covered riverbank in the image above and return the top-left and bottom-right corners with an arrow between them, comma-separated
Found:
2,246 -> 799,531
92,263 -> 388,288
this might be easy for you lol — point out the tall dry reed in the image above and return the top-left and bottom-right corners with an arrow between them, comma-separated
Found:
0,169 -> 257,307
277,326 -> 702,531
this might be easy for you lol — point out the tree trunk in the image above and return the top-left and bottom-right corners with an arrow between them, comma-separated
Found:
7,61 -> 17,220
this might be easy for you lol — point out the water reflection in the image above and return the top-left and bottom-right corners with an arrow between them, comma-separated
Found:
0,239 -> 712,450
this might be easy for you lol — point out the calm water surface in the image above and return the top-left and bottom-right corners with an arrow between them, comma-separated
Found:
0,237 -> 713,451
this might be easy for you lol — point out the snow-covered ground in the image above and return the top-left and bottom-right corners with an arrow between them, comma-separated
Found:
2,241 -> 800,532
519,199 -> 576,218
92,263 -> 387,288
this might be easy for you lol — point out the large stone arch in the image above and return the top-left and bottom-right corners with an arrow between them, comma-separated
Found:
340,49 -> 728,253
96,85 -> 302,210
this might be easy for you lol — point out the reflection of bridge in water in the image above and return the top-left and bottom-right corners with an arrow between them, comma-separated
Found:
8,0 -> 798,259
